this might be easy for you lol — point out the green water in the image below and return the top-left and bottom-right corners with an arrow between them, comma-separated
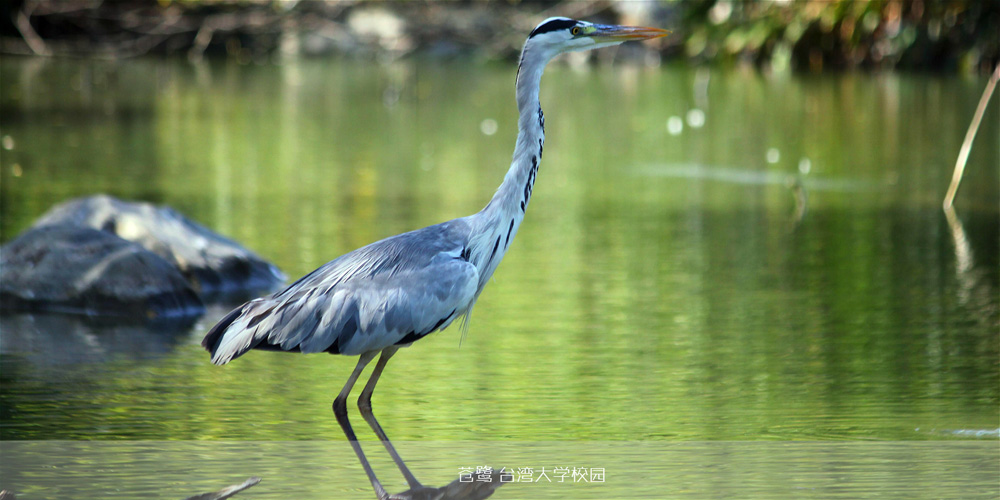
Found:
0,57 -> 997,498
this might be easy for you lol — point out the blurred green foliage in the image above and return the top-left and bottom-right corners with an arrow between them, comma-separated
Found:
675,0 -> 999,72
1,0 -> 997,72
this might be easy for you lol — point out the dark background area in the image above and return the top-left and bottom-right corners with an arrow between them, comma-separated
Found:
1,0 -> 998,72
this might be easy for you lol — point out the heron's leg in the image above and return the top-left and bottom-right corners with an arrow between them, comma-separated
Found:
358,346 -> 423,490
333,351 -> 389,500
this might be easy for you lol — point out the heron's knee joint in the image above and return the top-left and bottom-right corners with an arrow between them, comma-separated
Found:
332,395 -> 349,418
357,394 -> 373,413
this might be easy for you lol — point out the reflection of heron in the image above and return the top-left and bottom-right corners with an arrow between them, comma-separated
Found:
203,17 -> 668,499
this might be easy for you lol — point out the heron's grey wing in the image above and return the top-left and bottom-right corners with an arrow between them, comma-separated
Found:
203,220 -> 478,364
301,256 -> 478,355
271,220 -> 471,297
207,255 -> 477,363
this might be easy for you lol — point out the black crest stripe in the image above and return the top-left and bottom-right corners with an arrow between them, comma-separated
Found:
529,18 -> 578,38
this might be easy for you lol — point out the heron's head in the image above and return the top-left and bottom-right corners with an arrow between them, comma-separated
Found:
525,17 -> 670,59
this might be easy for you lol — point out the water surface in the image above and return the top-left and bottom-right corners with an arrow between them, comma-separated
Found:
0,57 -> 997,498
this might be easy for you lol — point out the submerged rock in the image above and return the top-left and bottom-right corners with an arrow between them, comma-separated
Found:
0,309 -> 198,367
0,225 -> 204,318
32,195 -> 285,295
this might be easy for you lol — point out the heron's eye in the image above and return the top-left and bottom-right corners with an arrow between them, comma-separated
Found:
571,27 -> 580,36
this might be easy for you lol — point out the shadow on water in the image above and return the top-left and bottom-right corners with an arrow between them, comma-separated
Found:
0,311 -> 196,367
943,206 -> 994,313
0,286 -> 280,370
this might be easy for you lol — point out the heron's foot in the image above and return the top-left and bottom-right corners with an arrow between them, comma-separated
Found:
389,468 -> 505,500
385,486 -> 440,500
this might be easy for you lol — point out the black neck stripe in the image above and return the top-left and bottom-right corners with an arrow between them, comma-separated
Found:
529,18 -> 577,38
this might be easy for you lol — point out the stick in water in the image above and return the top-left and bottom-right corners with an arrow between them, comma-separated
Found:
943,62 -> 1000,210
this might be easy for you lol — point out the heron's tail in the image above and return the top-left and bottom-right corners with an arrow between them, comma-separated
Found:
202,300 -> 262,365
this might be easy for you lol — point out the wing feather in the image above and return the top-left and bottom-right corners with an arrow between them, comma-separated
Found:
203,220 -> 478,364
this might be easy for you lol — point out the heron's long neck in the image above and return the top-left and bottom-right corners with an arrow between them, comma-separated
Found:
468,50 -> 549,290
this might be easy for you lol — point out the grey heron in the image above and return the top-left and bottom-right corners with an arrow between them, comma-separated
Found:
203,17 -> 668,499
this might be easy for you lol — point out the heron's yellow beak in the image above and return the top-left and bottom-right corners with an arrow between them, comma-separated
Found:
588,24 -> 671,42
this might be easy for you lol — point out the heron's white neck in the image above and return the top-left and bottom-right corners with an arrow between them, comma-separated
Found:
468,46 -> 553,291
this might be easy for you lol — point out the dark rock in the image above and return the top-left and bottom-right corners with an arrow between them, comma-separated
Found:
32,195 -> 285,295
0,225 -> 204,318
